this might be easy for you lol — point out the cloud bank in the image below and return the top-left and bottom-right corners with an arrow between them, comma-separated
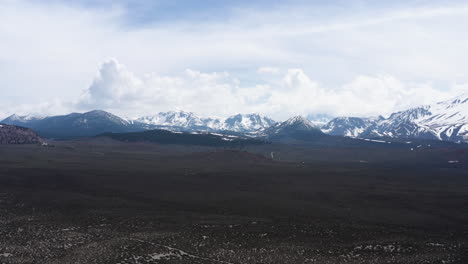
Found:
70,59 -> 465,120
1,0 -> 468,120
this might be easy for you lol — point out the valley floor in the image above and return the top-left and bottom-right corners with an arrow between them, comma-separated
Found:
0,140 -> 467,263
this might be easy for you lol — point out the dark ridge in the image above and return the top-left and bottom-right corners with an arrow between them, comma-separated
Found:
97,129 -> 269,147
0,124 -> 42,144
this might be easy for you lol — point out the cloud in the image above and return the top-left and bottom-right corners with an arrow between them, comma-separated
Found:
0,98 -> 71,119
71,59 -> 465,120
77,59 -> 247,118
258,67 -> 279,74
1,58 -> 464,120
1,1 -> 468,120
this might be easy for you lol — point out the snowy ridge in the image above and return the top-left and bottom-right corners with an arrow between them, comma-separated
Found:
416,93 -> 468,141
136,112 -> 274,133
322,116 -> 384,137
222,114 -> 276,132
136,111 -> 215,128
321,93 -> 468,143
2,114 -> 46,127
261,115 -> 324,139
79,110 -> 131,126
1,110 -> 275,137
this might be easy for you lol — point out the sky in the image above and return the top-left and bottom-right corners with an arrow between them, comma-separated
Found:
1,0 -> 468,120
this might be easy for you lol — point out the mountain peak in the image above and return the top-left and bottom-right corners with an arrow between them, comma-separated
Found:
284,116 -> 314,128
83,110 -> 114,116
262,115 -> 324,141
4,114 -> 20,121
2,114 -> 45,126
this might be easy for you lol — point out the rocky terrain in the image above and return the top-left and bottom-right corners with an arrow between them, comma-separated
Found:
0,140 -> 466,263
0,124 -> 42,144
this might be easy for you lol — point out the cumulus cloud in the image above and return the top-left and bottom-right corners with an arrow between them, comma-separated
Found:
1,58 -> 464,120
77,59 -> 247,118
71,59 -> 465,120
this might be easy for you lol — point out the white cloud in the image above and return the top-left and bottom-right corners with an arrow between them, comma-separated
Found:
68,59 -> 466,120
0,58 -> 464,120
77,59 -> 247,118
1,1 -> 468,120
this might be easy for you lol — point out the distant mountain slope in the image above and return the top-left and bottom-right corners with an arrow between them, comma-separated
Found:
222,114 -> 276,132
322,116 -> 384,137
98,129 -> 267,147
361,107 -> 437,140
136,111 -> 275,133
136,111 -> 220,131
2,114 -> 45,127
37,110 -> 147,138
262,116 -> 325,142
2,110 -> 143,139
322,93 -> 468,143
1,110 -> 275,139
0,124 -> 42,144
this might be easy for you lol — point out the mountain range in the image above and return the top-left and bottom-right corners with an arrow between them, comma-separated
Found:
323,93 -> 468,143
136,111 -> 276,133
1,111 -> 276,139
1,93 -> 467,143
2,110 -> 140,139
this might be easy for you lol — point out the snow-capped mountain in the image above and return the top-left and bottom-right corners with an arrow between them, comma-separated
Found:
136,111 -> 220,130
2,110 -> 140,139
2,114 -> 45,127
322,116 -> 384,137
262,116 -> 324,141
1,110 -> 276,138
322,93 -> 468,143
368,93 -> 468,142
136,112 -> 274,133
361,107 -> 435,140
222,114 -> 276,132
4,92 -> 466,142
418,93 -> 468,141
269,116 -> 318,131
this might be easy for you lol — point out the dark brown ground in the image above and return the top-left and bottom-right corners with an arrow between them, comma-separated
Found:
0,139 -> 467,263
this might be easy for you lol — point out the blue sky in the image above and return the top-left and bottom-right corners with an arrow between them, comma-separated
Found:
46,0 -> 337,21
0,0 -> 467,119
46,0 -> 461,24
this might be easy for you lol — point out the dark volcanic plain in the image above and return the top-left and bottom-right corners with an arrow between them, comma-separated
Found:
0,138 -> 467,263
